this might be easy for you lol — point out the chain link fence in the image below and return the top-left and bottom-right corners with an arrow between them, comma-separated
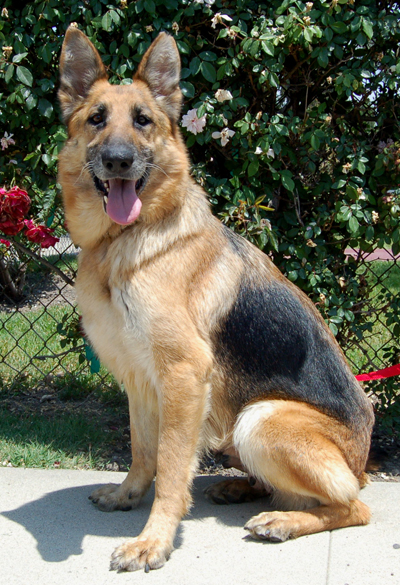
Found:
1,237 -> 399,428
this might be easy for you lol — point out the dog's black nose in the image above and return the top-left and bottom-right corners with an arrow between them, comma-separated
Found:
101,145 -> 134,174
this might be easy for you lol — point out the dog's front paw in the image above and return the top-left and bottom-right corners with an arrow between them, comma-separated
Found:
89,483 -> 142,512
110,536 -> 172,572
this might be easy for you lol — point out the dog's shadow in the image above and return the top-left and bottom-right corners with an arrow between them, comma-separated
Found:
1,475 -> 272,563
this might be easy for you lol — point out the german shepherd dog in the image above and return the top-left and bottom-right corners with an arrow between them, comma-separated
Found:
58,27 -> 374,572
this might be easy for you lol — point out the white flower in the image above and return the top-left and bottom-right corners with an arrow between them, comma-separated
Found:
211,13 -> 233,28
181,108 -> 207,135
255,146 -> 263,155
215,89 -> 233,102
212,127 -> 235,147
172,22 -> 179,34
1,132 -> 15,151
267,148 -> 275,159
305,2 -> 313,12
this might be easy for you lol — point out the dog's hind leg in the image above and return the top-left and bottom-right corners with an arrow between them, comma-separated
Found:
233,399 -> 371,541
204,447 -> 270,504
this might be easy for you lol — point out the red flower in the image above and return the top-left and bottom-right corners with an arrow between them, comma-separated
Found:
24,220 -> 59,248
0,218 -> 24,235
0,186 -> 30,221
0,238 -> 10,247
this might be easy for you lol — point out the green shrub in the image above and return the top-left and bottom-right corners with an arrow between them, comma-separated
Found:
1,0 -> 400,424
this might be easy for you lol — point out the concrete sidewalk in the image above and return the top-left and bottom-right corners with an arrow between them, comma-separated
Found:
1,468 -> 399,585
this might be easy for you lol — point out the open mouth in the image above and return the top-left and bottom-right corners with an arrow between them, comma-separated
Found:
93,176 -> 146,208
92,174 -> 146,225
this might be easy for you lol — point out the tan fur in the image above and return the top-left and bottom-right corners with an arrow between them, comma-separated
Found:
58,28 -> 373,572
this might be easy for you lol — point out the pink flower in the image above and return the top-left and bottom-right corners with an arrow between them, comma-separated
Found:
181,108 -> 207,135
24,220 -> 59,248
1,132 -> 15,150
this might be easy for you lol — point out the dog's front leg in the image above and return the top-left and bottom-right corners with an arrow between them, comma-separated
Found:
110,357 -> 212,572
89,387 -> 158,511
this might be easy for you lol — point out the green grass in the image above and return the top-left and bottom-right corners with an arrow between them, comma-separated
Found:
0,404 -> 129,469
0,304 -> 110,383
0,411 -> 107,469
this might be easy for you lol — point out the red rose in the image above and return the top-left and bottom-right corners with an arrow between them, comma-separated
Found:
0,238 -> 10,247
0,219 -> 24,235
24,220 -> 60,249
1,186 -> 30,221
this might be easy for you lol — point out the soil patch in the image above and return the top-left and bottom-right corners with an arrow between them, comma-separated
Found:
0,271 -> 76,313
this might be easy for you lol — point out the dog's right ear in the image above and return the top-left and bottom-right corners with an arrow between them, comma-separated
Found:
59,26 -> 107,123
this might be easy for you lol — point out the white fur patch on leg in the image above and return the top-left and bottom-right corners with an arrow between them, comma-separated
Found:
233,400 -> 279,481
233,400 -> 360,507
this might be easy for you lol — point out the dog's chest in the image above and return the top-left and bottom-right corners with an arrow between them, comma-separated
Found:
76,259 -> 154,383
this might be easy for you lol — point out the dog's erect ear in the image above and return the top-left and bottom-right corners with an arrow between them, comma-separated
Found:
59,26 -> 108,123
135,32 -> 182,123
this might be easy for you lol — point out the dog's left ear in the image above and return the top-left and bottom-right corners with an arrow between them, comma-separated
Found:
135,32 -> 182,123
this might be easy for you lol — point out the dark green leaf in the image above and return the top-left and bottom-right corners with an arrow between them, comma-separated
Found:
348,216 -> 359,234
144,0 -> 156,13
12,52 -> 28,63
102,12 -> 112,31
199,51 -> 217,62
362,18 -> 373,39
280,171 -> 295,192
317,47 -> 328,68
190,57 -> 201,75
332,179 -> 346,189
38,98 -> 54,118
16,65 -> 33,86
180,81 -> 195,98
261,41 -> 274,56
5,64 -> 14,84
310,135 -> 320,150
248,160 -> 259,177
331,22 -> 348,34
200,62 -> 216,83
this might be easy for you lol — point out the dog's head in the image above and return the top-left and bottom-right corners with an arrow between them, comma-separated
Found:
59,27 -> 186,229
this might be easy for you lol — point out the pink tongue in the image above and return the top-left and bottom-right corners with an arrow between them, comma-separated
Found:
106,178 -> 142,225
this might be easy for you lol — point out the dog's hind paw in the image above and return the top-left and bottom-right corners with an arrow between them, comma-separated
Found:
89,483 -> 142,512
110,536 -> 171,572
244,511 -> 297,542
204,478 -> 267,505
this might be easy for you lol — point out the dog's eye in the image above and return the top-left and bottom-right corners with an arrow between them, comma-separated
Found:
89,113 -> 104,126
136,114 -> 151,127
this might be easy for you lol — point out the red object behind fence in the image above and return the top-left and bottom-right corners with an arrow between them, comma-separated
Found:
356,364 -> 400,382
